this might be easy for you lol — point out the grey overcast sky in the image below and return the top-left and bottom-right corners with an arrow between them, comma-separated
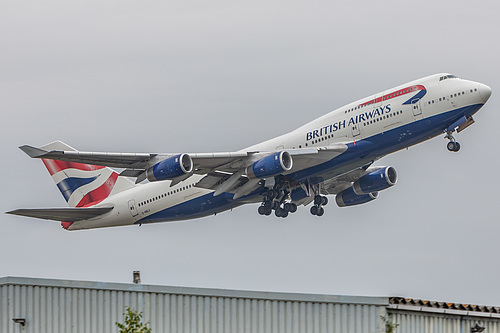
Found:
1,0 -> 499,306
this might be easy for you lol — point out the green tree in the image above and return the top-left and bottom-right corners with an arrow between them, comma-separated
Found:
115,307 -> 152,333
380,313 -> 399,333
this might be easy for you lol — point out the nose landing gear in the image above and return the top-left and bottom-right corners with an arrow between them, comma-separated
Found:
446,141 -> 461,152
445,131 -> 461,152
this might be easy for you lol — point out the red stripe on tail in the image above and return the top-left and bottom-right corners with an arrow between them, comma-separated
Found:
42,159 -> 106,176
76,172 -> 119,207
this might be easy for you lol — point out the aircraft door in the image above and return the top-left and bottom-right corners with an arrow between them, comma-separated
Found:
411,99 -> 423,120
128,200 -> 139,217
351,124 -> 360,138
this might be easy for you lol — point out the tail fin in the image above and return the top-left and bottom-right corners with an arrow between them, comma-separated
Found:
39,141 -> 135,207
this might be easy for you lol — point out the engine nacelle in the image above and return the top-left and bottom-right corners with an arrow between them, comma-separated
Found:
335,187 -> 378,207
247,151 -> 293,178
146,154 -> 193,182
353,166 -> 397,195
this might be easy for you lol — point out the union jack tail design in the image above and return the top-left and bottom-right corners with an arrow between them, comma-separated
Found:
40,141 -> 135,208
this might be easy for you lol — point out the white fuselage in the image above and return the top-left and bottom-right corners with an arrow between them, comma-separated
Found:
68,74 -> 490,230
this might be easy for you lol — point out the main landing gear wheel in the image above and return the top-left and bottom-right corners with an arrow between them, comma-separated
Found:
310,205 -> 325,216
274,207 -> 289,218
258,179 -> 299,218
258,198 -> 297,218
316,207 -> 324,216
447,141 -> 461,152
310,195 -> 328,216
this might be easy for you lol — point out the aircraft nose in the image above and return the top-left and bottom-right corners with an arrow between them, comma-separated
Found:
478,83 -> 492,103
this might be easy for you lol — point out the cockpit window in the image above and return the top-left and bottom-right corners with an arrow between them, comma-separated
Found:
439,74 -> 459,81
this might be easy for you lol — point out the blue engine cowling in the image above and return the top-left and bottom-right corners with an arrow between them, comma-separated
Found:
353,166 -> 397,195
335,187 -> 378,207
146,154 -> 193,182
247,151 -> 293,178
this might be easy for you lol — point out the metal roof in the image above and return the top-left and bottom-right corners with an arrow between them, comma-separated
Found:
389,297 -> 500,319
0,276 -> 388,306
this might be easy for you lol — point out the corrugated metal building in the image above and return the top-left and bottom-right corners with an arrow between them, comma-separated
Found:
1,276 -> 499,333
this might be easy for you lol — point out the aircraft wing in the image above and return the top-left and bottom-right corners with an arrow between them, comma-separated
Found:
19,143 -> 249,173
20,141 -> 348,195
19,142 -> 347,175
6,207 -> 114,222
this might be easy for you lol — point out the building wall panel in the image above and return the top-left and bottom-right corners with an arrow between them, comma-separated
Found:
0,280 -> 388,333
392,310 -> 500,333
5,277 -> 500,333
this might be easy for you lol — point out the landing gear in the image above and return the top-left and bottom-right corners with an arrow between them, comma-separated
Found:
310,194 -> 328,217
447,141 -> 460,152
258,201 -> 272,216
275,208 -> 288,218
284,202 -> 297,213
445,131 -> 460,152
257,182 -> 298,218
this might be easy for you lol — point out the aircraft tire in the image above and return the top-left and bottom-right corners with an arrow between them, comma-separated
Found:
310,205 -> 318,215
317,207 -> 324,216
321,196 -> 328,206
447,141 -> 460,152
275,208 -> 284,217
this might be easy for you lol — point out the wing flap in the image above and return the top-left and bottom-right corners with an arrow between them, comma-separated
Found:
6,207 -> 114,222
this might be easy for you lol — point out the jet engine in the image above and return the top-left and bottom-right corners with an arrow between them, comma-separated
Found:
247,151 -> 293,178
335,187 -> 378,207
146,154 -> 193,182
353,166 -> 397,195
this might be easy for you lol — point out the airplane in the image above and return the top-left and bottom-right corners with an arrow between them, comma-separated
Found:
7,73 -> 492,230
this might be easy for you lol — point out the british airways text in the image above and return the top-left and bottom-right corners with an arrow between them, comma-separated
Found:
306,104 -> 392,141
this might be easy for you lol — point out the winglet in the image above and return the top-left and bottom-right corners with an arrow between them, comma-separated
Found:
19,145 -> 48,158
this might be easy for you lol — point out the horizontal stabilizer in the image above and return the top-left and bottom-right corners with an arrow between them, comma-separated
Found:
6,207 -> 113,222
19,145 -> 48,158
